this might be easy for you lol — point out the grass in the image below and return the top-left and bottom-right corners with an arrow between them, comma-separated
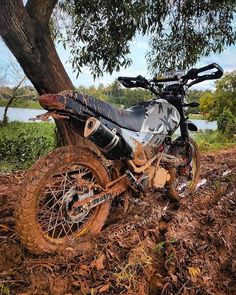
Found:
0,121 -> 56,172
0,97 -> 42,109
195,130 -> 236,152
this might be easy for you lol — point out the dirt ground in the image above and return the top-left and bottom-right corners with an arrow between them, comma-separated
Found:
0,148 -> 235,295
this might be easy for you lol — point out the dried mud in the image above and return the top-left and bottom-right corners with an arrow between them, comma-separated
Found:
0,148 -> 235,295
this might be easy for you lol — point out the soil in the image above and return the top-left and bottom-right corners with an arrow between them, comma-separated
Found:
0,148 -> 235,295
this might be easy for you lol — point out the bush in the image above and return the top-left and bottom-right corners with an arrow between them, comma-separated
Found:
0,122 -> 57,171
217,108 -> 236,138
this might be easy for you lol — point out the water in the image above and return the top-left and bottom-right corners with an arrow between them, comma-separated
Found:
0,107 -> 47,122
0,107 -> 217,131
187,119 -> 217,131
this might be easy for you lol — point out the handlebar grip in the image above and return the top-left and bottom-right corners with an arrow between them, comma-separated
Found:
196,63 -> 216,73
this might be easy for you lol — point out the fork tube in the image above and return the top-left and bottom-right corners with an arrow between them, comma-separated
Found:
180,118 -> 190,142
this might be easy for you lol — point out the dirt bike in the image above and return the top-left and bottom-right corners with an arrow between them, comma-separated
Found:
15,63 -> 223,254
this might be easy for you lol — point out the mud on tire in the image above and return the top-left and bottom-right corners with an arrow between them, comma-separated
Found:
167,138 -> 201,201
15,146 -> 111,254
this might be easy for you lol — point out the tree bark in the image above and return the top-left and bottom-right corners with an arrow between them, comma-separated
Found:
0,0 -> 82,145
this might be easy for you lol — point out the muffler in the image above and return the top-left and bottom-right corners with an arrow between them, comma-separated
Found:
84,117 -> 132,160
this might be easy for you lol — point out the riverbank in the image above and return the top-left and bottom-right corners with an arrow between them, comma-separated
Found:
0,98 -> 42,109
188,113 -> 206,120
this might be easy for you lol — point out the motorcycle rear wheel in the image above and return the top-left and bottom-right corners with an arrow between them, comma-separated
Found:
15,146 -> 111,254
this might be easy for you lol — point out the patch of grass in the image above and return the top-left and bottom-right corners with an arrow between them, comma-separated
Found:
0,121 -> 57,172
195,130 -> 236,152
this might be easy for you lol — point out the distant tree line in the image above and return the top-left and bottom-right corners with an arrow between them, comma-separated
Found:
1,72 -> 236,123
0,85 -> 36,101
76,80 -> 153,108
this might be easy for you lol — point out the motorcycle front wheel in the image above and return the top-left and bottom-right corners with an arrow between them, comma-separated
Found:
15,146 -> 111,254
167,137 -> 200,201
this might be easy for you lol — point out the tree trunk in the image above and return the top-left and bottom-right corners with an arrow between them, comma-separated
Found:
0,0 -> 83,145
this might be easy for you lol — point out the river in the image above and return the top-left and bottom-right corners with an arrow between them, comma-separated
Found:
0,106 -> 217,131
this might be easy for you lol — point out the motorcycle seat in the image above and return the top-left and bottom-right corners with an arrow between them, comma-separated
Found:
39,91 -> 146,132
74,92 -> 146,131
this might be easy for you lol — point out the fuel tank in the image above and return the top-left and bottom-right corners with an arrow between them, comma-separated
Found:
139,98 -> 180,134
120,99 -> 181,151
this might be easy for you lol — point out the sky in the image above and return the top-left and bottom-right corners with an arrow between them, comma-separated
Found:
0,34 -> 236,90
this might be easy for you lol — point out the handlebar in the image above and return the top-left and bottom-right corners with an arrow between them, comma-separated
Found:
118,63 -> 224,90
117,75 -> 149,88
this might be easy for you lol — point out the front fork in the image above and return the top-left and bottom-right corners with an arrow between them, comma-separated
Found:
180,117 -> 190,142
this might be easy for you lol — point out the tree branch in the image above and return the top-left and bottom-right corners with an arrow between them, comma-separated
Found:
25,0 -> 58,24
2,75 -> 26,124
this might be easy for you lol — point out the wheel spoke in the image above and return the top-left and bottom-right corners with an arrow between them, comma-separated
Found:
37,164 -> 98,239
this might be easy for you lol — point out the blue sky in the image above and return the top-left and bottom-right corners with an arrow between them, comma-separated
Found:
0,34 -> 236,90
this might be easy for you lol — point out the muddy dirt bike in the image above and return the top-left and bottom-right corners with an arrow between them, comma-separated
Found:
15,63 -> 223,254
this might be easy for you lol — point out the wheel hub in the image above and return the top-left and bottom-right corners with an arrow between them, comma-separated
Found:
62,186 -> 93,223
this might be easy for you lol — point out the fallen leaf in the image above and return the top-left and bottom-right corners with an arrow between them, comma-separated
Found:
92,254 -> 105,271
188,267 -> 201,277
99,284 -> 110,293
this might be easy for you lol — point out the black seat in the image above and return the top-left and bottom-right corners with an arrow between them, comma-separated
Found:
39,91 -> 146,132
71,92 -> 146,132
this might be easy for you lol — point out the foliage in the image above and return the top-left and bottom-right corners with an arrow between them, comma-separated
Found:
199,91 -> 215,119
0,284 -> 9,295
147,1 -> 236,73
195,130 -> 236,152
214,71 -> 236,115
77,80 -> 153,108
0,122 -> 57,172
217,108 -> 236,138
57,0 -> 236,77
154,239 -> 175,254
199,71 -> 236,120
187,89 -> 212,114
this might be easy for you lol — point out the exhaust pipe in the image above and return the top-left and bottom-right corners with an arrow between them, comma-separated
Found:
84,117 -> 132,160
